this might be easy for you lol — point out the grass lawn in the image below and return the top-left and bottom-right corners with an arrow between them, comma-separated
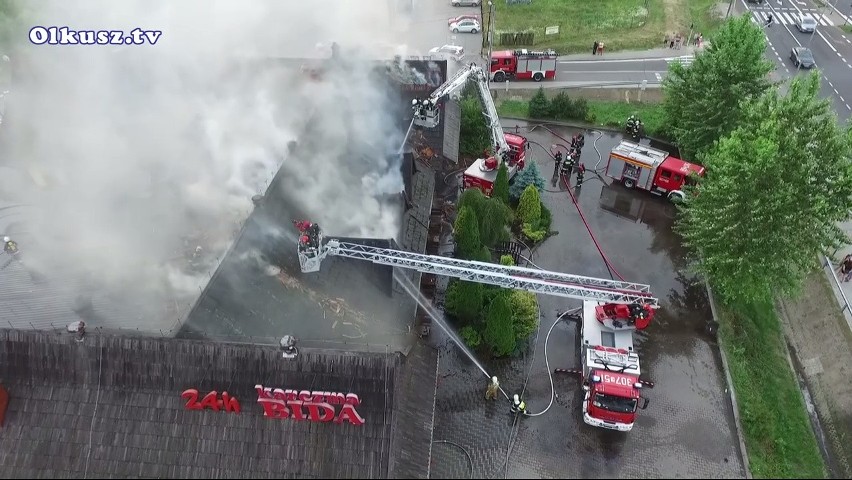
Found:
487,0 -> 723,53
718,297 -> 827,478
842,25 -> 852,34
496,98 -> 667,137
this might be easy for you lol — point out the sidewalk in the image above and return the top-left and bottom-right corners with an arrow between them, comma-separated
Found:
827,219 -> 852,321
557,44 -> 707,62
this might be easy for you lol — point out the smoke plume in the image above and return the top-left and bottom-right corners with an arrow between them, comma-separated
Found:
0,0 -> 418,326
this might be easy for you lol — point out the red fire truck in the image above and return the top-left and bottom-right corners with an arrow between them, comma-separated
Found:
575,300 -> 654,432
606,140 -> 705,201
490,49 -> 558,82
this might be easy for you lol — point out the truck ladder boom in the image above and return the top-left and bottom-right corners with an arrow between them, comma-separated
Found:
326,240 -> 658,306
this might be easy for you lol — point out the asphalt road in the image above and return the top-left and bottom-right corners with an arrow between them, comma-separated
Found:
553,57 -> 678,87
738,0 -> 852,119
431,122 -> 746,479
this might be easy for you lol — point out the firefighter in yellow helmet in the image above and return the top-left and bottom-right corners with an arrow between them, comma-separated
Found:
485,376 -> 499,400
510,394 -> 527,415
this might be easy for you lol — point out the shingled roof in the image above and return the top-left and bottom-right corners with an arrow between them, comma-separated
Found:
0,329 -> 438,479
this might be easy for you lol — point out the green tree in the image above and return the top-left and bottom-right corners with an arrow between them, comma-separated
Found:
454,206 -> 481,259
460,96 -> 491,158
460,325 -> 482,349
445,280 -> 484,324
483,292 -> 515,356
458,188 -> 512,248
500,254 -> 514,266
509,161 -> 545,201
528,87 -> 550,119
517,185 -> 542,225
662,15 -> 773,160
492,163 -> 510,205
510,291 -> 539,340
676,72 -> 852,304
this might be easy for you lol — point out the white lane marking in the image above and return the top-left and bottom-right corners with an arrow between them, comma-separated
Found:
655,72 -> 662,81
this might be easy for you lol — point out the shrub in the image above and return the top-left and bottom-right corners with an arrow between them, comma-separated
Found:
528,87 -> 550,119
521,223 -> 547,242
492,163 -> 510,205
511,290 -> 539,340
458,188 -> 512,248
483,292 -> 515,357
460,325 -> 482,349
445,280 -> 484,325
509,161 -> 545,201
539,204 -> 552,232
517,185 -> 542,225
454,206 -> 481,259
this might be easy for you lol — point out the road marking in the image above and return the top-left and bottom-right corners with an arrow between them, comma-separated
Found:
835,88 -> 840,94
847,104 -> 851,110
827,80 -> 834,87
752,10 -> 835,26
840,96 -> 846,102
655,72 -> 662,81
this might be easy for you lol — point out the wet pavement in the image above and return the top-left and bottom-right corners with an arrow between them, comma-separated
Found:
430,121 -> 746,479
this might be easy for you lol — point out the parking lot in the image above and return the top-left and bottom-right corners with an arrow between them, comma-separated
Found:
430,122 -> 746,478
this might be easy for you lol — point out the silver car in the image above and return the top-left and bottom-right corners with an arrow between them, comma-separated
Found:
451,0 -> 481,6
449,19 -> 480,34
429,45 -> 465,61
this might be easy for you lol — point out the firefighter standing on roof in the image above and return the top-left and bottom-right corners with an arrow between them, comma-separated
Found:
485,376 -> 500,400
3,236 -> 17,255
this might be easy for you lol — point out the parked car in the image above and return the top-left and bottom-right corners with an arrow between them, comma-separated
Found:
429,45 -> 465,61
451,0 -> 481,6
448,14 -> 481,26
450,19 -> 480,34
796,13 -> 817,33
790,46 -> 815,69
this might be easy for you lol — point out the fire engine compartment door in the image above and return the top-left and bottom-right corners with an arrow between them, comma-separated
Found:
605,155 -> 623,179
622,162 -> 641,181
527,58 -> 543,72
518,58 -> 528,72
542,58 -> 556,71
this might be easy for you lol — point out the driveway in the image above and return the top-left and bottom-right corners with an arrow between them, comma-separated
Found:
430,121 -> 746,478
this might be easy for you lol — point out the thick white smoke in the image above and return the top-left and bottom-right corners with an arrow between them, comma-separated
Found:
1,0 -> 419,323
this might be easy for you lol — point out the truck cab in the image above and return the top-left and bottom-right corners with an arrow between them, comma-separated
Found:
461,134 -> 528,197
579,300 -> 650,432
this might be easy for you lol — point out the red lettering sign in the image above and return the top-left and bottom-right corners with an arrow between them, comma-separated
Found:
254,385 -> 365,426
181,389 -> 241,413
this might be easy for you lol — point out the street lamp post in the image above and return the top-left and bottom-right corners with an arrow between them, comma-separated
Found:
487,1 -> 495,88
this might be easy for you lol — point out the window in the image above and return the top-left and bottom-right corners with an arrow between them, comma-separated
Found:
659,170 -> 672,179
673,174 -> 682,182
503,59 -> 512,66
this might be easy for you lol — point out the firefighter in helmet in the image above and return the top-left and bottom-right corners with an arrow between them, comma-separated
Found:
485,376 -> 500,400
3,236 -> 18,255
298,235 -> 310,253
576,163 -> 586,186
553,150 -> 563,176
510,394 -> 527,415
293,219 -> 312,233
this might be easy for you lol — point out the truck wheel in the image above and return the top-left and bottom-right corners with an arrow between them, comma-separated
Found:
623,178 -> 635,189
494,71 -> 506,82
533,72 -> 544,82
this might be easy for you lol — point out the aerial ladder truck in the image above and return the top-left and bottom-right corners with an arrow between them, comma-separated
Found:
411,62 -> 529,197
293,222 -> 658,431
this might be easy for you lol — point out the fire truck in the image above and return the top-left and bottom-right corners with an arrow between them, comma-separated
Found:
572,300 -> 654,432
411,63 -> 528,196
606,140 -> 705,201
490,49 -> 558,82
294,223 -> 659,431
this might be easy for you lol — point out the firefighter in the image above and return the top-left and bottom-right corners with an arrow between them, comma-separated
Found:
3,236 -> 17,255
510,394 -> 527,415
293,220 -> 312,233
562,150 -> 576,175
576,163 -> 586,186
308,223 -> 321,247
485,376 -> 500,400
577,132 -> 585,149
553,151 -> 563,176
298,235 -> 310,253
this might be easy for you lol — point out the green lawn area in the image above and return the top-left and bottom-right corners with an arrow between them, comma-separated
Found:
718,298 -> 826,478
496,97 -> 667,137
841,24 -> 852,34
487,0 -> 723,53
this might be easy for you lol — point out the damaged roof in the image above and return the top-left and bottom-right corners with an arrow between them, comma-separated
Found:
0,328 -> 438,479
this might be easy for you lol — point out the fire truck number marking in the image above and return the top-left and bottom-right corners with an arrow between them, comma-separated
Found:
181,389 -> 241,413
602,374 -> 632,386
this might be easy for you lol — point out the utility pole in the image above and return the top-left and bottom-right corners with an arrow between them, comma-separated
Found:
725,0 -> 735,18
487,1 -> 495,88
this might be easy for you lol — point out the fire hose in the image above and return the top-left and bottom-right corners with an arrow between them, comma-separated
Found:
522,307 -> 580,418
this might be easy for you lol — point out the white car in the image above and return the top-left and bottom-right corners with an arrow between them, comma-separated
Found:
451,0 -> 481,6
450,19 -> 480,34
429,45 -> 465,61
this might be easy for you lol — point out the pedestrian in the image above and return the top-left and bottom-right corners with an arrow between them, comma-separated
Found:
597,41 -> 605,55
837,254 -> 852,282
669,34 -> 675,49
592,40 -> 599,55
485,376 -> 500,400
664,33 -> 670,47
675,34 -> 682,50
510,394 -> 527,415
765,13 -> 774,27
696,33 -> 703,48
